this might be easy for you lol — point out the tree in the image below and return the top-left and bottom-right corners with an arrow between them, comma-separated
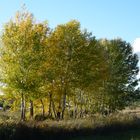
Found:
0,9 -> 139,121
47,20 -> 92,119
0,9 -> 49,120
95,39 -> 139,113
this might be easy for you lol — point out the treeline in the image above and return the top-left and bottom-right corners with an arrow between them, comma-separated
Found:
0,9 -> 139,121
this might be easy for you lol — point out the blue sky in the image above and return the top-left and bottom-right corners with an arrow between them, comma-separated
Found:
0,0 -> 140,48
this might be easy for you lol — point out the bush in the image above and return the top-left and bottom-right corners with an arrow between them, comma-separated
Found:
34,114 -> 47,121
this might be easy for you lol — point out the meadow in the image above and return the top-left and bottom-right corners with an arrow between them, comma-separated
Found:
0,109 -> 140,140
0,8 -> 140,140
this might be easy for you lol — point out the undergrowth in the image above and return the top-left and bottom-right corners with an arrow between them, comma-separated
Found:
0,112 -> 140,140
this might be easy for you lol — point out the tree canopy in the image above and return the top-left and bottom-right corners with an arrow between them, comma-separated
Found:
0,9 -> 139,120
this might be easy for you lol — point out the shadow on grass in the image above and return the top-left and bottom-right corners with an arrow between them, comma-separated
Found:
0,119 -> 140,140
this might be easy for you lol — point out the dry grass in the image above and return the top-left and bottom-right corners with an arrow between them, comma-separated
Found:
0,111 -> 140,140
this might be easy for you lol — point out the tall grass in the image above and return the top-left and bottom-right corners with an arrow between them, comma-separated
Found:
0,112 -> 140,140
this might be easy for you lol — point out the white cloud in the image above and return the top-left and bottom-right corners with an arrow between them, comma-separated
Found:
132,38 -> 140,53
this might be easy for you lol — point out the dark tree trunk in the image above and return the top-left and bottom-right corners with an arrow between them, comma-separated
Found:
21,93 -> 26,121
40,99 -> 45,116
74,98 -> 77,119
67,96 -> 71,118
80,104 -> 83,118
80,91 -> 83,118
48,93 -> 52,117
52,99 -> 57,118
30,100 -> 34,119
61,89 -> 67,119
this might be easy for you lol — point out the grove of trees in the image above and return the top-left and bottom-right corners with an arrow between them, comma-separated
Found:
0,9 -> 139,121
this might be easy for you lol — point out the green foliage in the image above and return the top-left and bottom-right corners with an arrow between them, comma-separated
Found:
0,8 -> 139,120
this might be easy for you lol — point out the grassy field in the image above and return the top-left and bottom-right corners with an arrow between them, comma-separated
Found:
0,109 -> 140,140
72,129 -> 140,140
